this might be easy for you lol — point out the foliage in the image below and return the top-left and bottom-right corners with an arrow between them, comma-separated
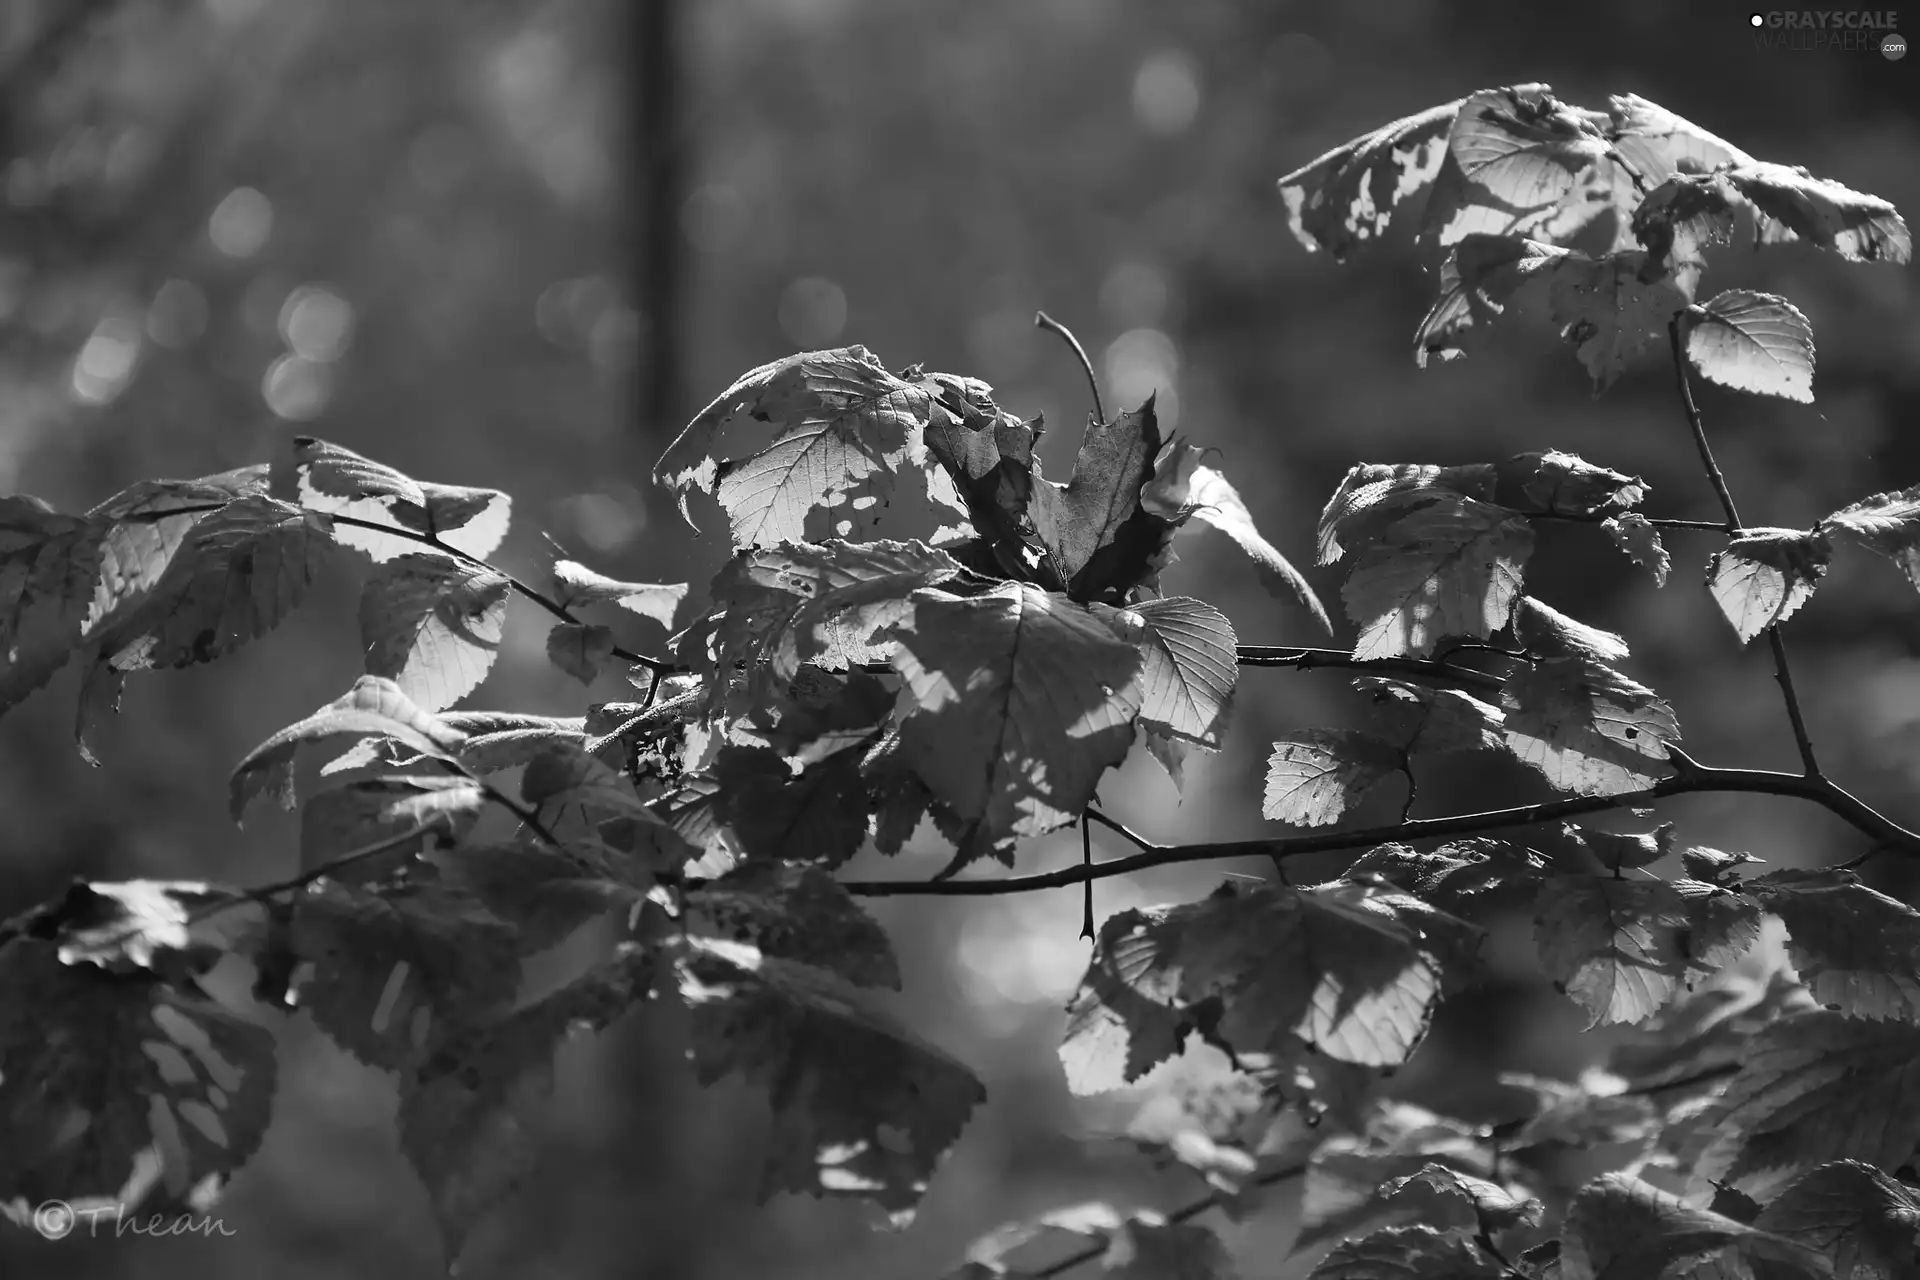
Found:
1,80 -> 1917,1278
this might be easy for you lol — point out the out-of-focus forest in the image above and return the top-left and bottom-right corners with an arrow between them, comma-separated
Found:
0,0 -> 1914,1275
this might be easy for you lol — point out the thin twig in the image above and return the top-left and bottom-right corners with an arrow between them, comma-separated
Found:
1235,647 -> 1508,695
1529,512 -> 1735,533
1666,315 -> 1820,778
1084,807 -> 1153,851
1031,1161 -> 1308,1278
1080,814 -> 1094,940
1035,311 -> 1106,425
836,759 -> 1920,897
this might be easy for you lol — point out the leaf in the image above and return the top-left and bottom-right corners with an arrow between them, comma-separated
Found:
1680,846 -> 1763,885
1380,1163 -> 1542,1234
1126,596 -> 1238,748
399,940 -> 658,1266
9,879 -> 270,979
1686,290 -> 1816,403
1706,528 -> 1833,643
1512,596 -> 1630,663
1501,656 -> 1679,795
1422,84 -> 1613,253
1604,513 -> 1672,586
1497,1071 -> 1659,1151
550,559 -> 687,628
1357,680 -> 1507,757
431,840 -> 647,953
1748,869 -> 1920,1021
0,937 -> 278,1214
1693,1012 -> 1920,1201
1140,448 -> 1331,630
1602,94 -> 1754,185
0,497 -> 105,714
684,862 -> 898,988
546,622 -> 615,684
94,494 -> 330,672
1535,877 -> 1691,1027
359,552 -> 511,710
1819,486 -> 1920,593
1295,1103 -> 1495,1252
1314,462 -> 1496,566
299,776 -> 487,877
709,745 -> 873,868
1264,730 -> 1403,827
1753,1160 -> 1920,1279
440,710 -> 588,774
1497,448 -> 1649,518
271,436 -> 511,562
1308,1224 -> 1504,1279
655,346 -> 940,548
954,1202 -> 1236,1280
82,467 -> 269,634
289,877 -> 519,1071
1276,97 -> 1463,261
1342,492 -> 1533,659
1059,909 -> 1193,1095
681,936 -> 985,1225
1561,1172 -> 1823,1280
230,676 -> 469,822
1045,396 -> 1178,603
890,583 -> 1144,869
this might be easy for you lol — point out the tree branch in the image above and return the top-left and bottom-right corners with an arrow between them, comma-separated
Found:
1234,646 -> 1507,694
838,759 -> 1920,897
1667,314 -> 1821,778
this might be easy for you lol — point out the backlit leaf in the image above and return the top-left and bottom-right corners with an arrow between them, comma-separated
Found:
1512,596 -> 1629,663
1127,596 -> 1238,748
1535,876 -> 1690,1027
1686,290 -> 1816,403
299,776 -> 487,878
1604,513 -> 1672,586
1277,98 -> 1463,261
361,552 -> 511,710
271,436 -> 510,561
83,467 -> 270,634
1501,656 -> 1679,794
1264,730 -> 1402,827
1748,869 -> 1920,1021
551,559 -> 687,628
1341,492 -> 1533,659
0,496 -> 103,713
685,862 -> 898,989
1380,1162 -> 1542,1233
1706,528 -> 1832,643
1819,485 -> 1920,593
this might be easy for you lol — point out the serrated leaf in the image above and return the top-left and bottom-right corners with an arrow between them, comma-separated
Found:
1357,679 -> 1507,757
94,494 -> 329,672
1603,94 -> 1754,185
1707,528 -> 1832,643
0,936 -> 278,1215
709,745 -> 872,868
1044,395 -> 1178,603
1561,1172 -> 1823,1280
685,862 -> 897,989
1264,730 -> 1403,827
1687,290 -> 1816,403
1422,83 -> 1613,254
550,559 -> 686,627
1753,1160 -> 1920,1279
1295,1103 -> 1494,1252
230,676 -> 469,822
271,436 -> 510,562
1277,97 -> 1462,261
1748,869 -> 1920,1021
438,711 -> 588,773
1136,447 -> 1329,629
1536,876 -> 1691,1027
1604,513 -> 1672,586
1313,458 -> 1503,568
546,621 -> 615,685
300,776 -> 487,878
1059,908 -> 1192,1095
1501,656 -> 1678,794
1308,1224 -> 1504,1279
359,552 -> 511,710
1381,1162 -> 1542,1233
681,936 -> 985,1225
1126,596 -> 1238,747
890,583 -> 1144,870
290,877 -> 519,1071
656,346 -> 940,548
1820,486 -> 1920,594
1498,448 -> 1649,518
399,940 -> 657,1266
1513,596 -> 1630,663
82,467 -> 270,635
1635,163 -> 1911,273
0,496 -> 103,713
1692,1012 -> 1920,1201
1342,493 -> 1533,659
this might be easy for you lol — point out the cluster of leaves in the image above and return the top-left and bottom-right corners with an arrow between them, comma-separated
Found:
0,81 -> 1917,1280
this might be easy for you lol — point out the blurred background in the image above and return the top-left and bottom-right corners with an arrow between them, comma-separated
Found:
0,0 -> 1915,1275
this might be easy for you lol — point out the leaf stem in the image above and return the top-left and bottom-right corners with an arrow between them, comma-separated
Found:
1030,1160 -> 1307,1278
837,759 -> 1920,897
1666,314 -> 1820,778
1034,310 -> 1106,425
1234,646 -> 1508,695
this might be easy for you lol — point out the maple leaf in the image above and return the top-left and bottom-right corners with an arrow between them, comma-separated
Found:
685,862 -> 898,988
1748,868 -> 1920,1021
290,877 -> 519,1071
1501,656 -> 1679,794
1125,596 -> 1238,748
399,940 -> 658,1266
1819,485 -> 1920,593
0,936 -> 277,1216
271,436 -> 511,562
1264,730 -> 1403,827
1686,290 -> 1816,404
890,583 -> 1144,870
680,936 -> 985,1225
1706,527 -> 1833,643
1535,876 -> 1691,1027
360,551 -> 511,710
550,559 -> 687,628
1753,1160 -> 1920,1278
229,675 -> 469,821
655,346 -> 944,548
1277,98 -> 1463,262
1046,395 -> 1176,603
1560,1172 -> 1825,1280
1341,492 -> 1534,659
0,496 -> 104,714
1604,512 -> 1672,586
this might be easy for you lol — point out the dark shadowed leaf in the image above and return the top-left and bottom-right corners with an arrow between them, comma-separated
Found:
710,745 -> 873,868
1748,868 -> 1920,1021
1706,528 -> 1832,643
1496,448 -> 1649,518
1686,291 -> 1816,404
1380,1162 -> 1542,1234
1420,83 -> 1613,254
1357,679 -> 1507,757
439,711 -> 588,773
1753,1160 -> 1920,1278
952,1201 -> 1236,1280
1512,596 -> 1629,663
361,552 -> 511,710
1277,97 -> 1463,261
1313,462 -> 1495,566
1561,1172 -> 1824,1280
0,497 -> 105,714
431,840 -> 647,953
299,775 -> 484,878
1295,1102 -> 1495,1253
685,861 -> 898,988
1264,730 -> 1403,826
546,621 -> 615,685
1308,1224 -> 1503,1279
1501,656 -> 1678,794
1046,396 -> 1175,603
1535,876 -> 1690,1027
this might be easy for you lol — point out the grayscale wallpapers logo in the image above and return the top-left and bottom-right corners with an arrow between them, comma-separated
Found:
1749,11 -> 1907,56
